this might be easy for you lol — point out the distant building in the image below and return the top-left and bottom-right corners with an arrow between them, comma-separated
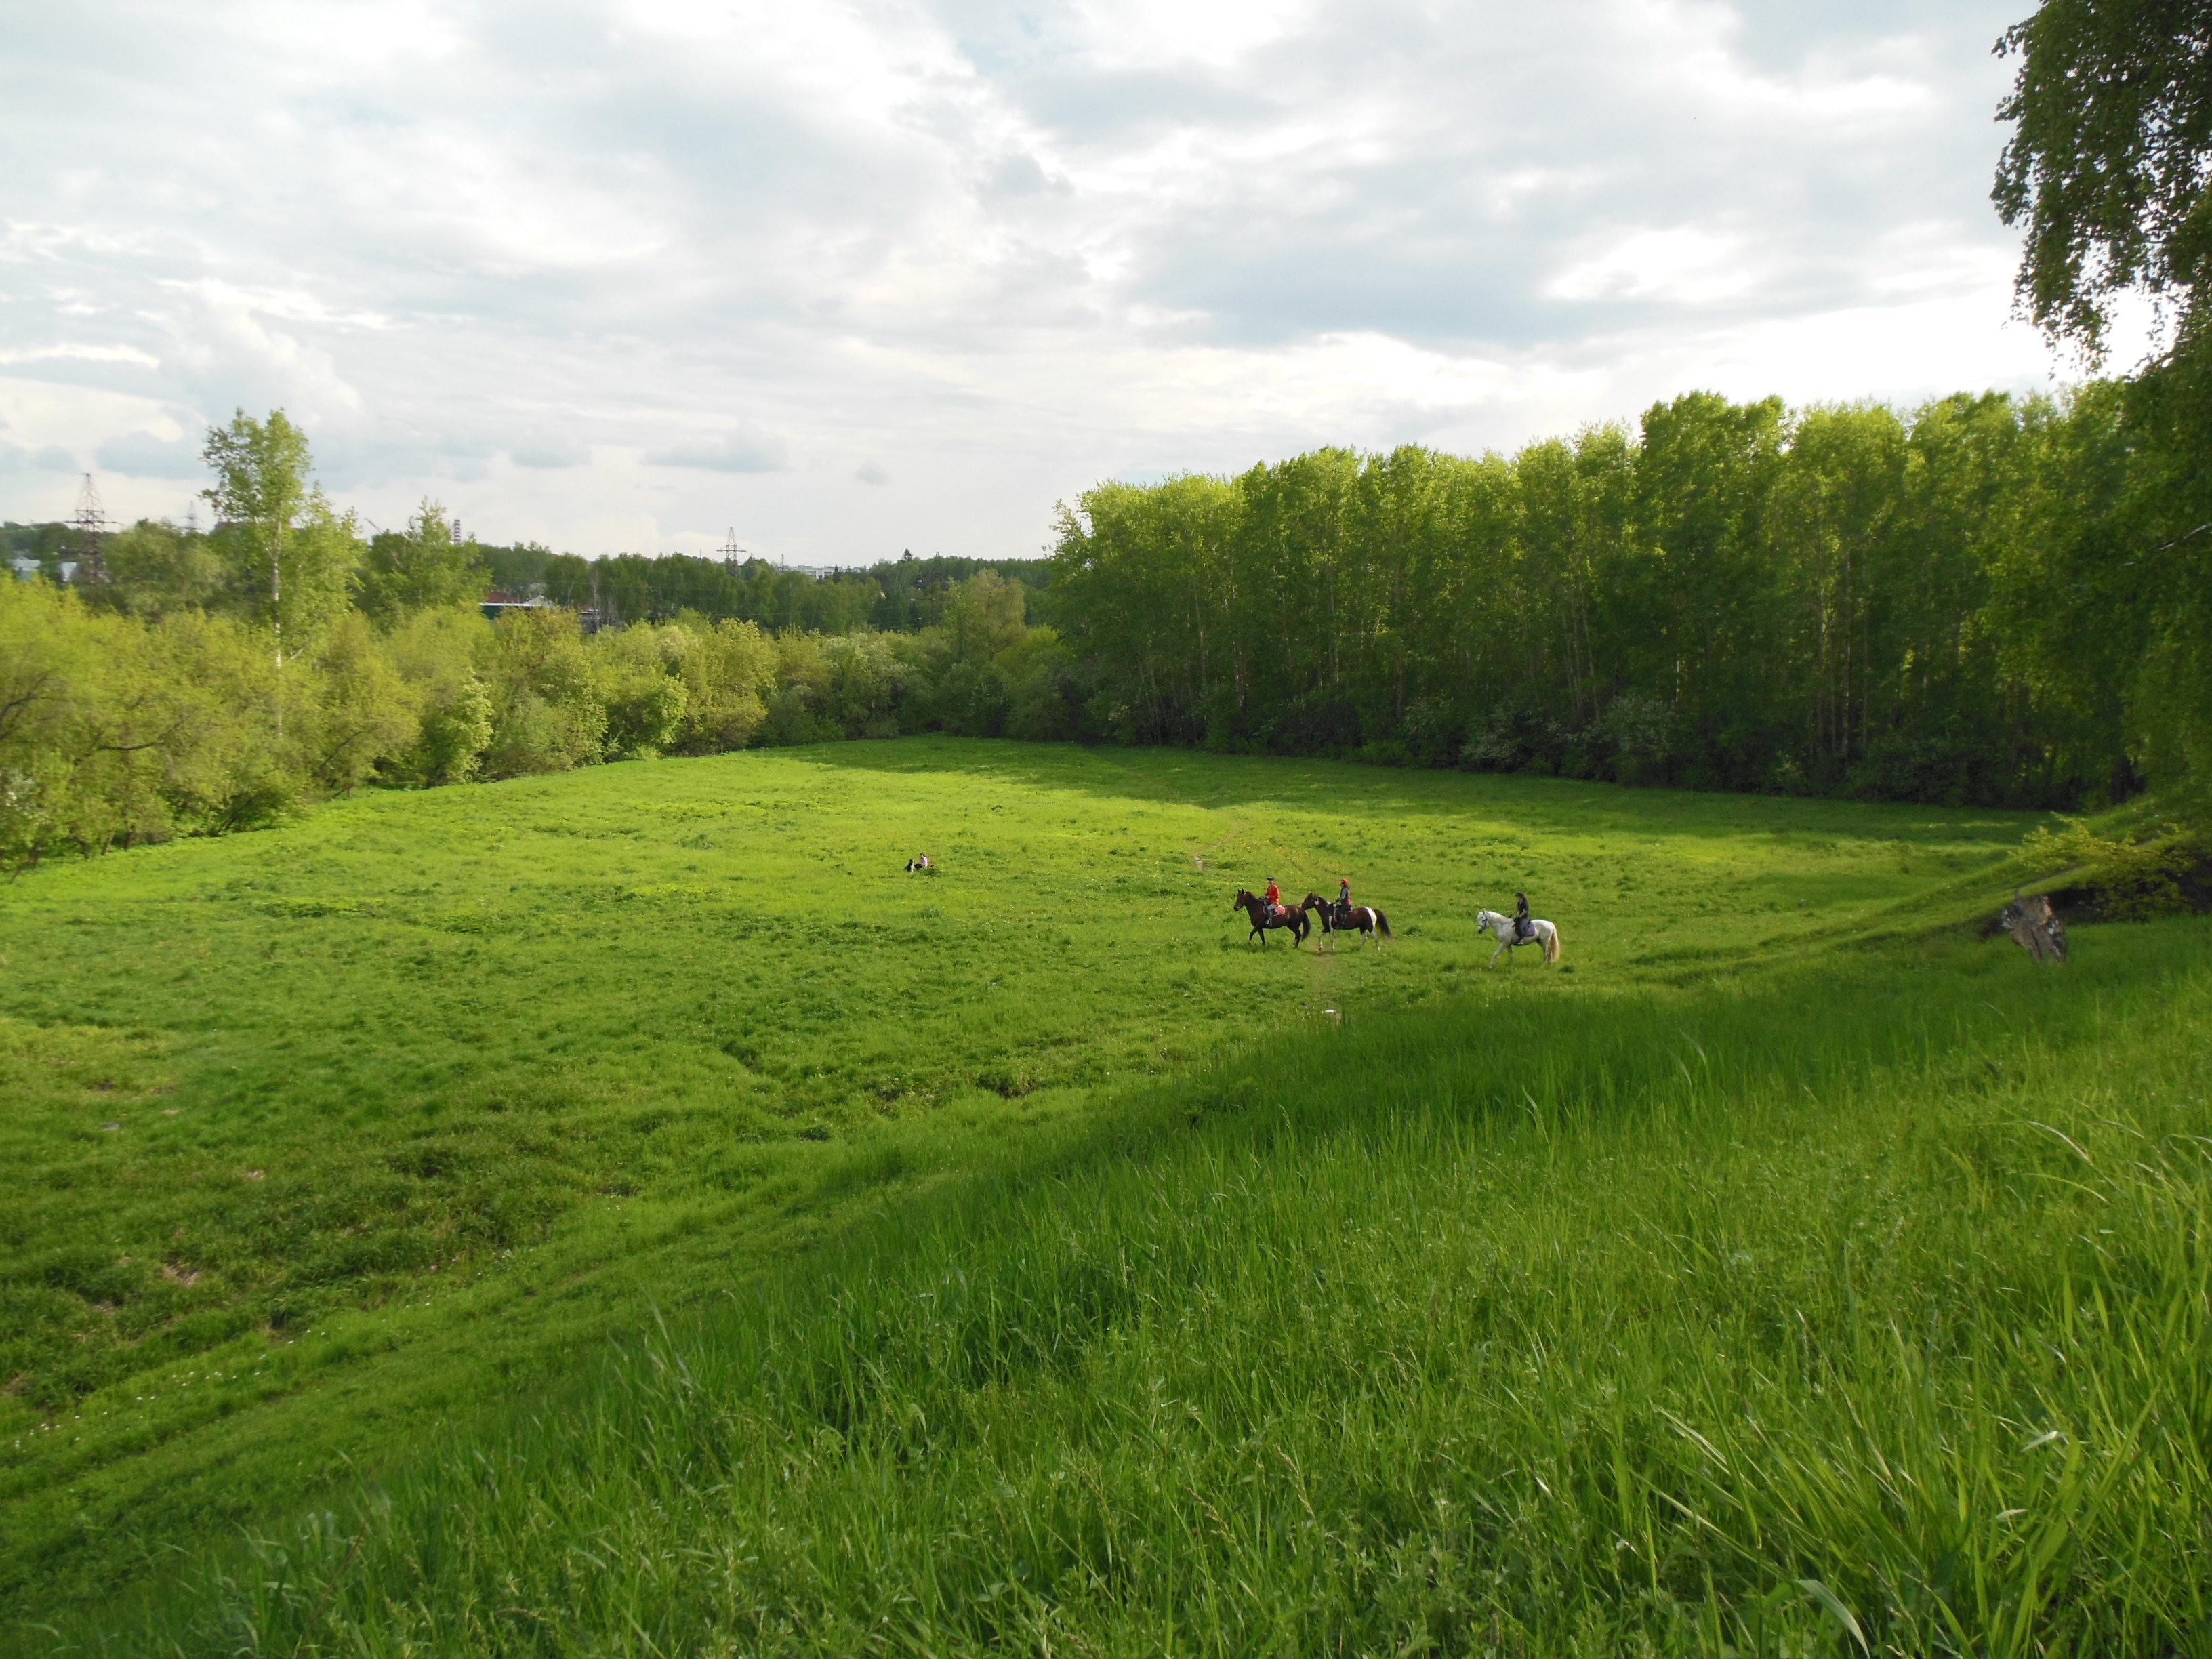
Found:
480,590 -> 555,621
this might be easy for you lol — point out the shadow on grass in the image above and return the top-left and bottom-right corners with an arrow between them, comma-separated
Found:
785,737 -> 2044,848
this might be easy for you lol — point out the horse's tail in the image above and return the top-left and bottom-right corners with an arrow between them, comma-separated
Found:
1543,924 -> 1561,965
1375,911 -> 1391,939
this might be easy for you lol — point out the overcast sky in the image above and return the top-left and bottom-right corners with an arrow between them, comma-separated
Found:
2,0 -> 2075,562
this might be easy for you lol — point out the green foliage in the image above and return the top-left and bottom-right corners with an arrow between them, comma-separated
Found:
594,621 -> 690,758
378,607 -> 495,785
1990,4 -> 2212,821
356,499 -> 491,622
2022,813 -> 2208,917
1050,388 -> 2186,813
669,615 -> 775,753
297,613 -> 419,795
1994,0 -> 2212,355
0,577 -> 291,867
93,519 -> 224,617
478,605 -> 607,777
199,410 -> 363,662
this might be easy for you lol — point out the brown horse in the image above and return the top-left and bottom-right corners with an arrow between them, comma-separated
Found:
1301,892 -> 1392,947
1232,889 -> 1309,947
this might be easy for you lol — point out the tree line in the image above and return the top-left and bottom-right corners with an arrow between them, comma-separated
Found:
2,367 -> 2201,877
470,541 -> 1049,636
1047,384 -> 2169,809
0,414 -> 1080,872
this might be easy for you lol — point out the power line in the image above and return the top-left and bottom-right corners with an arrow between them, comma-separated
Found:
72,473 -> 110,581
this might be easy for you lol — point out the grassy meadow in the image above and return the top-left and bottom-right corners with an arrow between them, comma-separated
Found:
4,737 -> 2201,1651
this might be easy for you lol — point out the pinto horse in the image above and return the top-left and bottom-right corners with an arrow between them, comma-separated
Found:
1475,908 -> 1561,965
1231,889 -> 1309,948
1300,893 -> 1391,948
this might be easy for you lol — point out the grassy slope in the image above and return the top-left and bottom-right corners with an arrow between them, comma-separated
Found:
0,740 -> 2047,1632
81,924 -> 2212,1654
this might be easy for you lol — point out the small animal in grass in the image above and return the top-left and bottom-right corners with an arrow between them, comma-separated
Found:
905,853 -> 933,874
1990,890 -> 2067,964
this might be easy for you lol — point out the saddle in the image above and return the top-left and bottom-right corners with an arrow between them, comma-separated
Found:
1333,901 -> 1353,927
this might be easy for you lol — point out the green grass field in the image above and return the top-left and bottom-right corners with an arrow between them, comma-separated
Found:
4,739 -> 2202,1652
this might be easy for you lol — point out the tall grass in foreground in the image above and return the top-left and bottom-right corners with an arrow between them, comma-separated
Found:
92,928 -> 2212,1656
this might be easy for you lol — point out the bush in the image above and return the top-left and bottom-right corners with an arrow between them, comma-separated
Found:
2023,816 -> 2209,918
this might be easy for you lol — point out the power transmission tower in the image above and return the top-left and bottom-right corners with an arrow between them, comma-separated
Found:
73,473 -> 111,581
718,527 -> 747,566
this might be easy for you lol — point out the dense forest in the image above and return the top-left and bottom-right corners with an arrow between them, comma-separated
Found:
474,542 -> 1049,636
1049,386 -> 2158,808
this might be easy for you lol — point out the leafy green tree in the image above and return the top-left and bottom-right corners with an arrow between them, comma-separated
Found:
96,520 -> 224,618
1994,1 -> 2212,816
1000,627 -> 1081,741
200,411 -> 362,670
1994,0 -> 2212,356
595,624 -> 689,758
1630,394 -> 1788,790
381,607 -> 495,785
670,617 -> 777,754
943,571 -> 1029,663
299,613 -> 419,794
358,501 -> 490,623
478,609 -> 607,777
1768,405 -> 1906,785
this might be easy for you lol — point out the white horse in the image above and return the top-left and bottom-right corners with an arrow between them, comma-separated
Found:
1475,909 -> 1561,966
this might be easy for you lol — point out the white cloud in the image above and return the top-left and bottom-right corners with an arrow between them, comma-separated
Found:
1550,228 -> 1755,306
511,430 -> 592,470
645,428 -> 790,473
94,430 -> 203,478
0,0 -> 2058,556
0,443 -> 83,474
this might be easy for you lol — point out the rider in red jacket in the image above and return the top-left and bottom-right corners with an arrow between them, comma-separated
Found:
1265,879 -> 1282,917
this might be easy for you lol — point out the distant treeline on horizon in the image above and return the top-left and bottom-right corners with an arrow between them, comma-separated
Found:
4,372 -> 2209,871
5,520 -> 1048,638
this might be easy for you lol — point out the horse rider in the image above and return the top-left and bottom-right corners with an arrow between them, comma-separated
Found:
1265,878 -> 1284,920
1337,875 -> 1353,925
1514,890 -> 1532,943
